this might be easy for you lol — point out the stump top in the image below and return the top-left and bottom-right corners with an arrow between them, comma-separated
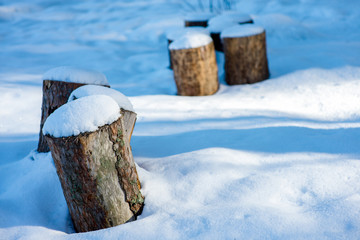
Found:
43,95 -> 120,138
69,85 -> 134,112
169,32 -> 213,50
184,12 -> 216,21
166,26 -> 209,42
43,66 -> 108,85
221,25 -> 265,39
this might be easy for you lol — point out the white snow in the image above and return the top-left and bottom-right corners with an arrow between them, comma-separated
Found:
184,12 -> 215,21
166,26 -> 210,41
42,66 -> 109,85
169,33 -> 213,50
1,0 -> 360,239
42,95 -> 121,138
207,18 -> 238,33
208,12 -> 252,27
69,85 -> 135,112
221,24 -> 265,38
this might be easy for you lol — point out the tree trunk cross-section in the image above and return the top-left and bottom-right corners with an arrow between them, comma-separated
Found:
45,112 -> 143,233
223,31 -> 270,85
38,80 -> 109,152
170,42 -> 219,96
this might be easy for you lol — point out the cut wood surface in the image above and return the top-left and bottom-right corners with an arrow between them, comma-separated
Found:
223,30 -> 270,85
45,112 -> 143,232
37,80 -> 109,152
170,42 -> 219,96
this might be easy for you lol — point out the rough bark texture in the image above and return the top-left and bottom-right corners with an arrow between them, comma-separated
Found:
223,31 -> 270,85
185,20 -> 208,27
37,80 -> 109,152
45,112 -> 143,233
170,42 -> 219,96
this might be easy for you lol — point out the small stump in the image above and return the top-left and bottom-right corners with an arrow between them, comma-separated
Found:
43,95 -> 144,233
37,66 -> 109,153
166,27 -> 209,69
169,33 -> 219,96
207,13 -> 253,52
184,12 -> 215,27
221,25 -> 270,84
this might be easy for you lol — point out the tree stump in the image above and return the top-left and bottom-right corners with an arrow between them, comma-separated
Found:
169,33 -> 219,96
221,25 -> 270,84
37,66 -> 109,152
207,13 -> 253,52
166,27 -> 209,69
43,95 -> 143,233
184,12 -> 215,27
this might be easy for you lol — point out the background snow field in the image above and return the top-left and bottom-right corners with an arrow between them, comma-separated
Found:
1,0 -> 360,239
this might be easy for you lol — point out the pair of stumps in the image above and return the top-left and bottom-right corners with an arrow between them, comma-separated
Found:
169,25 -> 270,96
38,67 -> 144,233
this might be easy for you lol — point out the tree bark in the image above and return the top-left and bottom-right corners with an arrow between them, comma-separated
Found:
37,80 -> 109,152
45,110 -> 143,233
170,42 -> 219,96
223,31 -> 270,85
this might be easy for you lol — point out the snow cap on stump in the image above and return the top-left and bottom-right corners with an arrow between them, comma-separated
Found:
207,17 -> 238,33
42,66 -> 109,85
69,85 -> 134,112
166,26 -> 210,42
43,95 -> 120,138
169,32 -> 213,50
221,25 -> 265,39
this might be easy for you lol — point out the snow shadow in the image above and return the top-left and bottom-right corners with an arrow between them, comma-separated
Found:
0,135 -> 38,166
132,126 -> 360,157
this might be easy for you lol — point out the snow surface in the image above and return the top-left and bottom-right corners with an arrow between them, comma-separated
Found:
184,12 -> 215,21
221,25 -> 265,38
68,85 -> 134,112
43,66 -> 109,85
207,18 -> 238,33
43,95 -> 121,138
208,13 -> 252,27
1,0 -> 360,239
166,27 -> 210,41
169,33 -> 213,50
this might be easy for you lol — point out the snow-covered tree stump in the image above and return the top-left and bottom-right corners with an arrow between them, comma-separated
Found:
37,66 -> 109,153
166,27 -> 209,69
169,33 -> 219,96
43,95 -> 143,233
207,13 -> 253,52
221,25 -> 270,84
184,12 -> 215,27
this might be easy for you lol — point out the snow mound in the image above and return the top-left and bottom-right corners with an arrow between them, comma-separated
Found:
43,95 -> 120,138
169,33 -> 213,50
221,25 -> 265,38
184,12 -> 215,21
68,85 -> 134,112
42,66 -> 109,85
166,26 -> 210,41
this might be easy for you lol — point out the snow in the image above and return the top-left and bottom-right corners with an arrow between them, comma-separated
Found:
184,12 -> 215,21
169,33 -> 213,50
42,95 -> 121,138
1,0 -> 360,239
208,12 -> 252,27
42,66 -> 109,85
207,18 -> 238,33
221,25 -> 265,38
68,85 -> 135,112
166,26 -> 210,41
